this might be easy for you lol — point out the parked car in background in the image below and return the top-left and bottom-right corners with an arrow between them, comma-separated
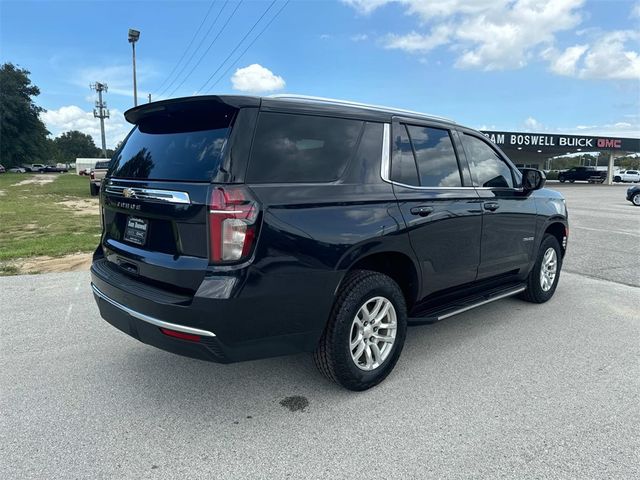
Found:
23,163 -> 46,172
41,165 -> 69,173
558,166 -> 606,183
89,161 -> 110,196
614,170 -> 640,183
0,164 -> 5,173
8,167 -> 26,173
91,95 -> 569,391
627,185 -> 640,206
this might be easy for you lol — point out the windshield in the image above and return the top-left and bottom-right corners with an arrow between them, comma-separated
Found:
110,110 -> 234,181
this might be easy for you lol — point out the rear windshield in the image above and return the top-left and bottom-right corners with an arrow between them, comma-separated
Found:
110,109 -> 234,181
95,161 -> 110,169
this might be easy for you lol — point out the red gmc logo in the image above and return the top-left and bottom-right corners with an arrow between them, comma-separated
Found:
597,138 -> 622,148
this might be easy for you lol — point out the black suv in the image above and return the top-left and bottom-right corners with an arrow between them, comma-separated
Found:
91,95 -> 568,390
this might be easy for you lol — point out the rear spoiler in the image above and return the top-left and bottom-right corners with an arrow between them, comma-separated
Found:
124,95 -> 261,124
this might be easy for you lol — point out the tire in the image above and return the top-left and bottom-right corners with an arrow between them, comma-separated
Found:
521,234 -> 562,304
632,193 -> 640,206
569,179 -> 575,183
558,177 -> 566,183
89,182 -> 99,196
314,270 -> 407,391
614,176 -> 621,183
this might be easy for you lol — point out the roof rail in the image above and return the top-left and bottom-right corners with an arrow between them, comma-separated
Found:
268,94 -> 454,124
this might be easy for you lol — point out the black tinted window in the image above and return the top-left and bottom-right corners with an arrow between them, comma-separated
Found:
247,113 -> 363,183
391,124 -> 419,186
461,134 -> 514,188
110,110 -> 233,181
407,125 -> 461,187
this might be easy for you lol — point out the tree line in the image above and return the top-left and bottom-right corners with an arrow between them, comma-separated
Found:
0,63 -> 115,168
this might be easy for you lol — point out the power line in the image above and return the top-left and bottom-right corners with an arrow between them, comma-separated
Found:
166,0 -> 244,98
154,1 -> 217,94
156,0 -> 229,98
196,0 -> 277,94
204,0 -> 290,92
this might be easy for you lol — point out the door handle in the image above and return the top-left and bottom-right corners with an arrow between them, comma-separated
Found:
484,202 -> 500,212
410,206 -> 434,217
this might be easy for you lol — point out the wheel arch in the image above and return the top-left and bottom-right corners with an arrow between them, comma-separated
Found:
336,250 -> 421,311
542,219 -> 568,257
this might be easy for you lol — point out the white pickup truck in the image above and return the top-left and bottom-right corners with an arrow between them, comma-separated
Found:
614,170 -> 640,183
89,160 -> 110,196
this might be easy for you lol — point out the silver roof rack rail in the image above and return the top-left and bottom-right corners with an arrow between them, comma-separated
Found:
268,94 -> 454,124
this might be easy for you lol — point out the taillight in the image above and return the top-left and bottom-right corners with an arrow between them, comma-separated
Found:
208,186 -> 259,263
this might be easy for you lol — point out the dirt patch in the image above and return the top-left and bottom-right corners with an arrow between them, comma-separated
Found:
4,252 -> 92,275
11,174 -> 58,187
0,190 -> 5,196
57,198 -> 99,215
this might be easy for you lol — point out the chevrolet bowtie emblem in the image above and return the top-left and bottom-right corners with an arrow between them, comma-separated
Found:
122,188 -> 137,198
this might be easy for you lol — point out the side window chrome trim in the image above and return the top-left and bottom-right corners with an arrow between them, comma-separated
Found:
381,123 -> 391,183
380,121 -> 477,190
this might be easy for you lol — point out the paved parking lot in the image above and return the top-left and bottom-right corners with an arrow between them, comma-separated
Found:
1,184 -> 638,479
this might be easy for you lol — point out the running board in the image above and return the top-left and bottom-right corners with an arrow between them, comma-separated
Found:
408,283 -> 526,325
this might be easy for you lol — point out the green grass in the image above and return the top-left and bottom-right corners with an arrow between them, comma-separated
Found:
0,173 -> 101,261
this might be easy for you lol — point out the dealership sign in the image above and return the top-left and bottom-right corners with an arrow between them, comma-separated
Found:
481,131 -> 640,152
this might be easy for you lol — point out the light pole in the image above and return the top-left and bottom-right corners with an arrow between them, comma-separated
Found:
128,28 -> 140,106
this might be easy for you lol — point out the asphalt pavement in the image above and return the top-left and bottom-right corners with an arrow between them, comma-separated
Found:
1,183 -> 639,479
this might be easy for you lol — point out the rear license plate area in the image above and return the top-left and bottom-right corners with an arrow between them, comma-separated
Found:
124,217 -> 148,246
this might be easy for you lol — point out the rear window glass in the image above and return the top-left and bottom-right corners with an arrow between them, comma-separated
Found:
95,161 -> 110,169
110,109 -> 234,181
247,113 -> 363,183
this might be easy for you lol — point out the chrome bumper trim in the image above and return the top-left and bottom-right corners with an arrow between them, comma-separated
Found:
104,185 -> 191,204
91,283 -> 216,337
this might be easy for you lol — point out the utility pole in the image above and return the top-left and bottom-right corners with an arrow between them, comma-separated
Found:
90,82 -> 110,158
148,93 -> 151,103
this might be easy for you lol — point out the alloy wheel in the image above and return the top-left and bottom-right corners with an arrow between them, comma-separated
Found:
540,247 -> 558,292
349,296 -> 397,371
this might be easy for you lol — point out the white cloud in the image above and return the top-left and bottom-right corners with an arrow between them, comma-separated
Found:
383,26 -> 451,53
524,117 -> 544,130
547,31 -> 640,80
351,33 -> 369,42
346,0 -> 640,75
548,44 -> 588,76
631,2 -> 640,18
230,64 -> 285,93
560,121 -> 640,138
41,105 -> 131,149
578,31 -> 640,80
354,0 -> 585,70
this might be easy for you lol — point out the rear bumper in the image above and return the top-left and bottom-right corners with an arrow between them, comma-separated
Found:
91,257 -> 337,363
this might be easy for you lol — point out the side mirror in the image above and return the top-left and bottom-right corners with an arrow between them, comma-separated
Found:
521,168 -> 546,191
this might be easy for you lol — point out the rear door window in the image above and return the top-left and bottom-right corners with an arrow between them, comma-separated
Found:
247,113 -> 363,183
407,125 -> 461,187
391,123 -> 461,187
461,134 -> 514,188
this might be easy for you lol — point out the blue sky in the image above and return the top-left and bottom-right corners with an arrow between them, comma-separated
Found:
1,0 -> 639,148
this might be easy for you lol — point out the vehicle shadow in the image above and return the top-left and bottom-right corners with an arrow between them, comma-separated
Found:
106,294 -> 541,420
